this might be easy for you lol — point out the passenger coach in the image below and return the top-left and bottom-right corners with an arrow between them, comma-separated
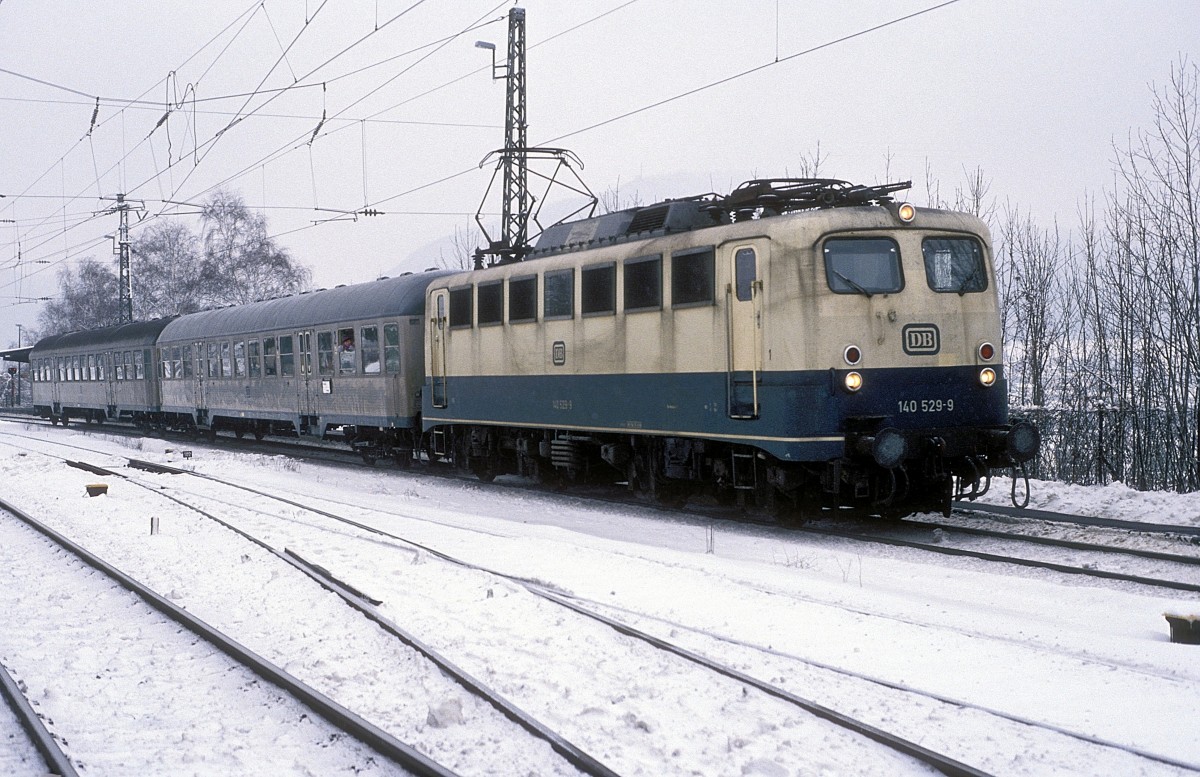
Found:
30,318 -> 175,427
156,271 -> 453,463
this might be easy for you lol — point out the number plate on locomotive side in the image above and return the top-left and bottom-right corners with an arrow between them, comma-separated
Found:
898,399 -> 955,413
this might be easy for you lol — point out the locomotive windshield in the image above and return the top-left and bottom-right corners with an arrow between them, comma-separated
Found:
823,238 -> 903,295
922,237 -> 988,293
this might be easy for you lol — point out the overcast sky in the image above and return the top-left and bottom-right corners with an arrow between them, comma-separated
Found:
2,0 -> 1198,346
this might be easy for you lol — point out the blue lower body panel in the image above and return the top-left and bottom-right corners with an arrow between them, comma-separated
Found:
422,366 -> 1008,462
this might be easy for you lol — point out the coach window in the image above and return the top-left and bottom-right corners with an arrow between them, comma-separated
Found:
247,341 -> 260,377
124,351 -> 134,381
86,354 -> 95,381
279,335 -> 295,376
207,342 -> 220,377
544,269 -> 574,320
234,341 -> 246,377
922,237 -> 988,293
582,263 -> 616,316
263,337 -> 278,377
477,281 -> 503,326
171,346 -> 182,379
337,327 -> 356,374
823,237 -> 904,295
383,323 -> 401,373
449,287 -> 473,329
672,246 -> 715,307
508,275 -> 536,323
624,254 -> 662,312
360,326 -> 381,373
57,357 -> 65,382
162,352 -> 173,379
135,350 -> 146,380
316,331 -> 333,375
220,342 -> 232,378
182,345 -> 194,379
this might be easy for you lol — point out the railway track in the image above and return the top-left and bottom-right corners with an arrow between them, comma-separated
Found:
5,425 -> 1200,773
0,659 -> 77,777
0,500 -> 453,777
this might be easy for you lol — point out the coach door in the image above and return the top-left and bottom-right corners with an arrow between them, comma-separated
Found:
726,245 -> 763,419
429,290 -> 449,408
296,330 -> 317,415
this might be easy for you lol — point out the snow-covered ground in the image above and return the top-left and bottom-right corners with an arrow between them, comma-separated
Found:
1,420 -> 1198,776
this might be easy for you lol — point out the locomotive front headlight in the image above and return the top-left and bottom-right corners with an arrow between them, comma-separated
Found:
844,371 -> 863,392
979,367 -> 997,387
897,202 -> 916,223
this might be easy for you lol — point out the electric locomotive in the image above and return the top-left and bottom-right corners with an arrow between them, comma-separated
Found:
421,179 -> 1038,517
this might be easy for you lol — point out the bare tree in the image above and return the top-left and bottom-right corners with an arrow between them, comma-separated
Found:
199,189 -> 310,305
37,257 -> 120,334
132,220 -> 204,318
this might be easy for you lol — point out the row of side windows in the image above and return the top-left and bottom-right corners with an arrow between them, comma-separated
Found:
448,246 -> 716,329
32,352 -> 145,382
162,323 -> 404,380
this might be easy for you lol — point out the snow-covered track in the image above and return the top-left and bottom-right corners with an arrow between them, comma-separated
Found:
0,497 -> 457,777
797,522 -> 1200,593
0,660 -> 78,777
956,501 -> 1200,538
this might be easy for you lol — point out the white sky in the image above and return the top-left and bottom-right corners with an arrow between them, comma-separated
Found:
2,0 -> 1198,346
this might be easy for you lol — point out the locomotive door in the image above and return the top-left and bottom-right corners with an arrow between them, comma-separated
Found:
429,290 -> 449,408
726,245 -> 762,419
297,330 -> 317,416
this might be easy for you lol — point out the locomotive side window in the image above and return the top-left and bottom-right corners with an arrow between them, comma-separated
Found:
823,238 -> 903,295
477,282 -> 503,326
449,287 -> 473,329
735,248 -> 757,301
544,269 -> 574,319
360,326 -> 381,373
317,331 -> 334,376
279,335 -> 295,377
508,275 -> 537,323
922,237 -> 988,293
248,341 -> 260,377
383,324 -> 401,373
624,254 -> 662,312
263,337 -> 278,377
581,263 -> 616,316
672,246 -> 715,307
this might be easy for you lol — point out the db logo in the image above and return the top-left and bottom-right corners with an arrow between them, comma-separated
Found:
552,341 -> 567,366
902,324 -> 940,355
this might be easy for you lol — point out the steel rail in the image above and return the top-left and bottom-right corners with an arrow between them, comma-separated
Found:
799,525 -> 1200,593
956,501 -> 1200,538
0,659 -> 79,777
0,498 -> 458,777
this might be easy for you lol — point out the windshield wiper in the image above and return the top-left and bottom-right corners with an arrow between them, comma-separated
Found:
833,270 -> 873,297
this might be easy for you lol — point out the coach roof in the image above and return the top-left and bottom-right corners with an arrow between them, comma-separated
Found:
158,270 -> 455,342
30,317 -> 177,354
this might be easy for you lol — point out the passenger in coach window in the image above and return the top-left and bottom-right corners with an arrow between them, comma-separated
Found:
339,333 -> 356,373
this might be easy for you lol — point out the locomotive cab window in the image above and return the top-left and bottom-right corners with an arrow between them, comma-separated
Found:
823,237 -> 903,295
508,275 -> 537,323
624,254 -> 662,312
544,269 -> 574,320
672,246 -> 715,307
922,237 -> 988,293
581,263 -> 616,316
477,282 -> 503,326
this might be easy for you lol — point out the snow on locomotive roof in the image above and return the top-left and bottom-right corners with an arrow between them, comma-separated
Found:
159,270 -> 455,342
